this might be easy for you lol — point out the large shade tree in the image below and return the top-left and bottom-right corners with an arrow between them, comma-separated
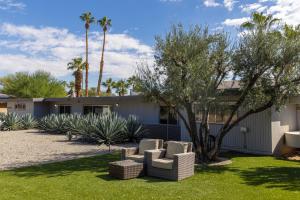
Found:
80,12 -> 95,97
97,16 -> 112,96
0,71 -> 66,98
137,13 -> 300,162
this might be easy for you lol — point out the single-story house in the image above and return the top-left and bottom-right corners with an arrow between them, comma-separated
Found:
2,94 -> 300,156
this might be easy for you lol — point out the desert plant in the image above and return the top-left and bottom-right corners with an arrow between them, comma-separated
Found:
125,115 -> 146,142
39,114 -> 69,134
21,114 -> 37,129
64,114 -> 84,140
0,112 -> 5,121
92,112 -> 126,151
1,113 -> 22,131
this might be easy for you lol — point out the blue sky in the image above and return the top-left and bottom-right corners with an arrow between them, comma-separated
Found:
0,0 -> 299,87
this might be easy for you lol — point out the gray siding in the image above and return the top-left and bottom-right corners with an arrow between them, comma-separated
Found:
7,101 -> 34,116
48,99 -> 160,124
180,108 -> 273,155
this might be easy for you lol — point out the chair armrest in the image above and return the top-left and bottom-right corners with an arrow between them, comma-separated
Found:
121,147 -> 138,160
145,149 -> 166,165
173,152 -> 195,168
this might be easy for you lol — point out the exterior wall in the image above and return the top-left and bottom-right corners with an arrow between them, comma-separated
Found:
271,104 -> 297,154
180,108 -> 273,155
0,103 -> 7,114
7,101 -> 34,115
48,98 -> 160,124
33,102 -> 50,118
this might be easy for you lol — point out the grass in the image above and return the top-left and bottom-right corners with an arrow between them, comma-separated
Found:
0,152 -> 299,200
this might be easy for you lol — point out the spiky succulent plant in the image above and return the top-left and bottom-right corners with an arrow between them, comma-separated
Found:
1,113 -> 22,131
125,115 -> 146,142
21,114 -> 37,129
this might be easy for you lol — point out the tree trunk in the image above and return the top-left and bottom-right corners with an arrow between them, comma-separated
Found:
97,31 -> 106,96
85,28 -> 89,97
75,70 -> 82,97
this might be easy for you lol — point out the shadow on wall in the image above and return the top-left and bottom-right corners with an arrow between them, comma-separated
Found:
273,135 -> 297,156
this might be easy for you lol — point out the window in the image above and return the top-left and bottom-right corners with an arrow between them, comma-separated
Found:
83,105 -> 111,115
59,105 -> 71,114
15,103 -> 26,110
160,106 -> 178,125
194,105 -> 237,124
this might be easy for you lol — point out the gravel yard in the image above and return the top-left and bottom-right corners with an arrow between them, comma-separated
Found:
0,129 -> 133,170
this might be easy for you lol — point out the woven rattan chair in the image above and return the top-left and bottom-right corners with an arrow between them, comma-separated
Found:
121,139 -> 164,163
145,141 -> 195,181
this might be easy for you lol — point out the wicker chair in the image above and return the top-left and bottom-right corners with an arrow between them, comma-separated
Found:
145,141 -> 195,181
121,139 -> 164,163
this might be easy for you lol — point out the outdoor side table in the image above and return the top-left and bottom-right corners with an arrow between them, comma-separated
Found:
109,160 -> 144,180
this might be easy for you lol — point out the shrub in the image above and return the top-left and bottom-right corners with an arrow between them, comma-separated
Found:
64,114 -> 84,140
21,114 -> 37,129
39,114 -> 69,134
0,112 -> 5,121
1,113 -> 22,131
125,115 -> 146,142
92,112 -> 126,151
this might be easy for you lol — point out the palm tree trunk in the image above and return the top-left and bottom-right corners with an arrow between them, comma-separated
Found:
85,28 -> 89,97
97,31 -> 106,96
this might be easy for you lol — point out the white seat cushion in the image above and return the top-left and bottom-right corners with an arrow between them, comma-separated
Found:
152,158 -> 174,170
126,154 -> 144,162
166,141 -> 188,159
138,139 -> 159,155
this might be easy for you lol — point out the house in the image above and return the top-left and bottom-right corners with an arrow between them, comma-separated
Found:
2,94 -> 300,156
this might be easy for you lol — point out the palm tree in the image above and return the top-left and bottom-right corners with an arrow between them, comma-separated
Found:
241,12 -> 280,32
96,16 -> 112,96
80,12 -> 95,97
67,58 -> 86,97
102,78 -> 113,95
127,75 -> 140,94
112,79 -> 130,96
67,81 -> 75,97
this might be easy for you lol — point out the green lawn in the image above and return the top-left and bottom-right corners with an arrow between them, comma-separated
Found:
0,152 -> 299,200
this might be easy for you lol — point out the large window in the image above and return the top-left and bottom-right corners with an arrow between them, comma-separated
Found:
83,105 -> 111,115
59,105 -> 71,114
160,106 -> 178,125
194,104 -> 237,124
15,103 -> 26,110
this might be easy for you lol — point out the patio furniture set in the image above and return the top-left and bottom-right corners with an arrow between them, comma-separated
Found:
109,139 -> 195,181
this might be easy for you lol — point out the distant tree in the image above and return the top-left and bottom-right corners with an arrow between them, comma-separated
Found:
127,75 -> 141,93
137,15 -> 300,162
80,12 -> 95,97
102,78 -> 113,95
97,16 -> 112,96
67,57 -> 86,97
0,71 -> 66,98
113,79 -> 130,96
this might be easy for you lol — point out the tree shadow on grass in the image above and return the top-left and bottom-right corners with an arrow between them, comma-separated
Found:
6,153 -> 119,178
238,166 -> 300,191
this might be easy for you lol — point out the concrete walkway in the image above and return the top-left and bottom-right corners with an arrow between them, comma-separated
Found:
0,129 -> 133,170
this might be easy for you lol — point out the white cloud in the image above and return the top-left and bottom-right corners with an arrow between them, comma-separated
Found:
203,0 -> 221,7
266,0 -> 300,26
224,0 -> 237,11
0,0 -> 25,11
222,17 -> 250,27
240,3 -> 267,13
0,23 -> 153,79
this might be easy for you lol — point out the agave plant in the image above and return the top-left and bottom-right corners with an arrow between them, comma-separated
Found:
64,114 -> 84,140
92,112 -> 126,151
1,113 -> 22,131
76,114 -> 100,142
21,114 -> 37,129
39,114 -> 69,134
125,115 -> 146,142
0,112 -> 5,121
